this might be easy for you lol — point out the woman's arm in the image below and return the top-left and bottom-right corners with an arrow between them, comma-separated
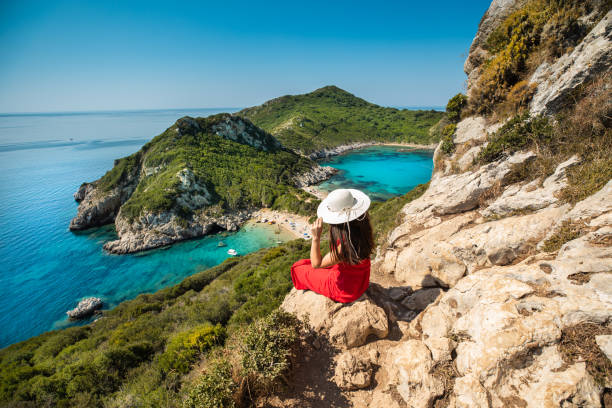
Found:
310,218 -> 339,268
310,218 -> 323,267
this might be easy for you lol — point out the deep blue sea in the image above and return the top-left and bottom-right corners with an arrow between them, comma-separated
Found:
318,146 -> 434,201
0,109 -> 433,348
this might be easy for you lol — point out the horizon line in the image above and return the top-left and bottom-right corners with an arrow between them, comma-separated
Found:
0,105 -> 446,116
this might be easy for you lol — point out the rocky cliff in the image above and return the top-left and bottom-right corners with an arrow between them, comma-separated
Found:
70,114 -> 331,254
278,2 -> 612,407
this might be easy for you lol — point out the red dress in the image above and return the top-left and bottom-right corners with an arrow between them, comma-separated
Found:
290,258 -> 371,303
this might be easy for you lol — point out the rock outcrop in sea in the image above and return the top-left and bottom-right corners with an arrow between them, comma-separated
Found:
66,297 -> 103,319
277,3 -> 612,407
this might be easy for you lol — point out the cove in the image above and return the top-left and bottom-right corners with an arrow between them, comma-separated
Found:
0,112 -> 434,348
317,145 -> 434,201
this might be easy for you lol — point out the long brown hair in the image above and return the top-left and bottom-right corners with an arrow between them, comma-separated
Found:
329,211 -> 374,265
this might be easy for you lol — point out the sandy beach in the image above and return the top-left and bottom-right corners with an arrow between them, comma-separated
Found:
250,208 -> 313,240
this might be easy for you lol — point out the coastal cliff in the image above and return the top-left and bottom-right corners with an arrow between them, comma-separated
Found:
276,2 -> 612,407
70,114 -> 329,253
3,1 -> 610,407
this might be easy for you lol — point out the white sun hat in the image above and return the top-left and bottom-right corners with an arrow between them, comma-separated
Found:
317,188 -> 371,224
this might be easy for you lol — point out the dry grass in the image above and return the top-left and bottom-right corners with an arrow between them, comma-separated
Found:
558,323 -> 612,387
526,280 -> 566,298
541,220 -> 588,253
494,80 -> 538,119
567,272 -> 592,285
477,179 -> 504,208
430,359 -> 459,408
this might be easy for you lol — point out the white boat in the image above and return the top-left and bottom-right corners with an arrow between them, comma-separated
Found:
227,249 -> 238,256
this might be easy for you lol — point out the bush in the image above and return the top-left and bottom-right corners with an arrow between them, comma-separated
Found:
470,0 -> 607,114
239,310 -> 301,396
159,324 -> 226,374
183,310 -> 302,407
440,124 -> 457,155
477,114 -> 552,163
446,94 -> 467,122
541,221 -> 586,252
495,80 -> 538,118
183,358 -> 236,408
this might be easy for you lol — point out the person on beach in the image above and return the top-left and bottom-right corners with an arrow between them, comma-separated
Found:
290,189 -> 374,303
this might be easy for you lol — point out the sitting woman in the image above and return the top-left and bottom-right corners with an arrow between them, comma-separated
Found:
291,188 -> 374,303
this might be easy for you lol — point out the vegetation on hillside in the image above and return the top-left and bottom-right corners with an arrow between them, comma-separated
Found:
0,172 -> 434,407
0,239 -> 311,407
429,93 -> 467,158
479,73 -> 611,204
237,86 -> 444,154
93,114 -> 319,222
469,0 -> 610,117
369,182 -> 429,247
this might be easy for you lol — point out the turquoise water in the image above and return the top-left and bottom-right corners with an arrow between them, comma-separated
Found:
0,109 -> 294,348
318,146 -> 434,201
0,111 -> 433,348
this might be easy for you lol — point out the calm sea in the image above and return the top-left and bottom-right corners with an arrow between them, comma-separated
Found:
319,146 -> 434,201
0,108 -> 433,348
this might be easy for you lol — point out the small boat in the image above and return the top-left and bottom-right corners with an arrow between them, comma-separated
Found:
275,240 -> 283,244
227,249 -> 238,256
217,241 -> 226,247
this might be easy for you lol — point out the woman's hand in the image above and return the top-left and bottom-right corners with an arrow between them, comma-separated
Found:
310,217 -> 323,241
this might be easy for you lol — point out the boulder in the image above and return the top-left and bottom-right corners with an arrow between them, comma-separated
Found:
381,340 -> 444,408
332,349 -> 377,390
482,155 -> 580,217
560,179 -> 612,224
67,297 -> 103,319
386,206 -> 564,288
280,288 -> 388,350
400,151 -> 535,221
453,116 -> 488,144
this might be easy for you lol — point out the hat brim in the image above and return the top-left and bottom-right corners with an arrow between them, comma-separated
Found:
317,189 -> 371,224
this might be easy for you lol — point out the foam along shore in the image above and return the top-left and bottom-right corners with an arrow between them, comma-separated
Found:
251,208 -> 313,240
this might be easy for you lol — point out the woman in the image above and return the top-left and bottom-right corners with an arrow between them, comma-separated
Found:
291,188 -> 374,303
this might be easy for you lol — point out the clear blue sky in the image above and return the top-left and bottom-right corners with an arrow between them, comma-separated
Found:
0,0 -> 491,113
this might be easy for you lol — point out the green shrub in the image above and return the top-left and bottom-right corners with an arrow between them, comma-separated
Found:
478,114 -> 552,163
183,358 -> 236,408
541,221 -> 586,252
470,0 -> 607,114
446,94 -> 467,122
159,324 -> 226,374
240,310 -> 301,396
440,123 -> 457,155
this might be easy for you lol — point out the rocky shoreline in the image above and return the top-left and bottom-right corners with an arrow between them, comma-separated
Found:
307,141 -> 437,160
70,162 -> 336,255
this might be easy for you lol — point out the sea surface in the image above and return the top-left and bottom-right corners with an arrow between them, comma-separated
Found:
0,109 -> 433,348
318,146 -> 434,201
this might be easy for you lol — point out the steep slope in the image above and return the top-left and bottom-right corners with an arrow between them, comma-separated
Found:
273,2 -> 612,408
69,114 -> 332,254
237,85 -> 444,155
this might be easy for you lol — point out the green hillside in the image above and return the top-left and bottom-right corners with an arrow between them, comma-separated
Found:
237,86 -> 444,154
77,114 -> 319,226
0,186 -> 430,407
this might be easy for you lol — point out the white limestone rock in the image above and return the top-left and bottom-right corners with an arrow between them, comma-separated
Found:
280,289 -> 388,350
482,155 -> 580,217
530,10 -> 612,115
